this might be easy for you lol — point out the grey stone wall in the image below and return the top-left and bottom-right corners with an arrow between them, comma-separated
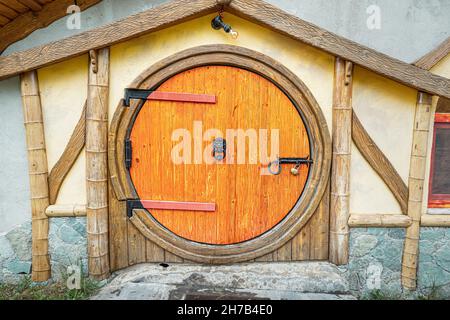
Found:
0,218 -> 87,283
343,228 -> 450,299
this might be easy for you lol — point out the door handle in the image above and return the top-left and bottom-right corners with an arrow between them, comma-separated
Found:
268,157 -> 313,175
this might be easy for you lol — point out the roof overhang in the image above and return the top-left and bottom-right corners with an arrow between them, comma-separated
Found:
0,0 -> 449,99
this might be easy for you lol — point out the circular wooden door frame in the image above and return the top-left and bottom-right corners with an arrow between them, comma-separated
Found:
109,44 -> 331,263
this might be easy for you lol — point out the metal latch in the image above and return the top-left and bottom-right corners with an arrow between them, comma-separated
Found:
268,157 -> 313,176
212,138 -> 226,161
125,139 -> 132,170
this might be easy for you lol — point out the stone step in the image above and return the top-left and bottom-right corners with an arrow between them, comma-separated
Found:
93,262 -> 356,300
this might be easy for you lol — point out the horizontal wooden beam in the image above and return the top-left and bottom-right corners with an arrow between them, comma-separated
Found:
45,204 -> 87,217
141,200 -> 216,212
421,214 -> 450,227
228,0 -> 450,99
0,0 -> 219,80
348,214 -> 412,228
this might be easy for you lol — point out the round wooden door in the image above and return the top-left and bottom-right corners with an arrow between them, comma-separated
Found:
129,65 -> 311,245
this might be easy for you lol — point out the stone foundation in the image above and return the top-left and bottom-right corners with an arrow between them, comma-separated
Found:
342,228 -> 450,298
0,217 -> 87,283
1,220 -> 449,299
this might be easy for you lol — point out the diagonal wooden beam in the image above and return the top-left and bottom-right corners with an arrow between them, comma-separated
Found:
414,36 -> 450,71
227,0 -> 450,99
352,110 -> 409,214
48,101 -> 86,205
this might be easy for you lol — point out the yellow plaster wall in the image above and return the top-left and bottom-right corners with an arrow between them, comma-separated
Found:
350,66 -> 417,214
37,55 -> 88,205
430,53 -> 450,79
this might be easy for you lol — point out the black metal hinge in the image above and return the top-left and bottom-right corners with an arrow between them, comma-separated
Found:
125,138 -> 132,170
126,200 -> 144,218
124,88 -> 153,107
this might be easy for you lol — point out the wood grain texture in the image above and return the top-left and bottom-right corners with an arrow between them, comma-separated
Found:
86,48 -> 110,280
352,110 -> 409,214
48,102 -> 86,204
402,92 -> 433,290
20,70 -> 51,281
227,0 -> 450,99
329,58 -> 353,266
0,0 -> 101,53
348,214 -> 412,228
414,36 -> 450,70
130,66 -> 310,245
112,45 -> 331,263
0,0 -> 218,79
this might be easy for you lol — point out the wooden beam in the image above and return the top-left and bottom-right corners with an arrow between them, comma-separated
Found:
20,70 -> 51,282
48,101 -> 86,204
0,0 -> 449,99
86,48 -> 110,280
46,204 -> 86,217
0,0 -> 101,54
227,0 -> 450,99
421,215 -> 450,227
352,110 -> 409,213
329,57 -> 353,265
348,214 -> 412,228
414,36 -> 450,71
402,92 -> 433,290
0,0 -> 219,78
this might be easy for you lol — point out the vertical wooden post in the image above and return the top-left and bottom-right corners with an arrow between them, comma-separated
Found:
401,92 -> 433,289
330,57 -> 353,265
86,48 -> 110,279
20,70 -> 51,282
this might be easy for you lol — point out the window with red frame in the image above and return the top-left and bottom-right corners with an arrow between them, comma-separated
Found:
428,98 -> 450,208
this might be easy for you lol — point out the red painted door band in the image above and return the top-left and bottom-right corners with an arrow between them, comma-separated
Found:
140,200 -> 216,212
148,91 -> 217,104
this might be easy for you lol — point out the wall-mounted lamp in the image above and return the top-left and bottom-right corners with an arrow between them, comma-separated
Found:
211,15 -> 239,39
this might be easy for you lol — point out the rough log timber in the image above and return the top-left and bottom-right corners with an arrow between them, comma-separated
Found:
402,92 -> 433,290
329,57 -> 353,265
20,70 -> 51,281
86,48 -> 110,280
348,214 -> 412,228
45,204 -> 87,217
